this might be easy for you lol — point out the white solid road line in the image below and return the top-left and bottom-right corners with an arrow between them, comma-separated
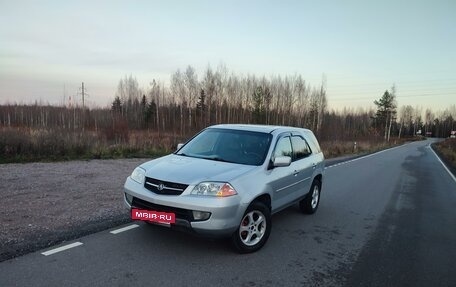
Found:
429,145 -> 456,184
110,224 -> 139,234
326,144 -> 407,169
41,242 -> 83,256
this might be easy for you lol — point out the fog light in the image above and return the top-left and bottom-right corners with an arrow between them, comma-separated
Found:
125,193 -> 133,205
192,211 -> 211,221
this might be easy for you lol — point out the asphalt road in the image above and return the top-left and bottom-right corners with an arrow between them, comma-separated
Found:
1,139 -> 455,287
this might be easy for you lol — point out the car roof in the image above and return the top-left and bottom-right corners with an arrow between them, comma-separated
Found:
209,124 -> 311,134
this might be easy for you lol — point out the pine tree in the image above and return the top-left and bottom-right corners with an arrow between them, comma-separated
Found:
196,88 -> 206,127
111,96 -> 122,114
374,89 -> 396,141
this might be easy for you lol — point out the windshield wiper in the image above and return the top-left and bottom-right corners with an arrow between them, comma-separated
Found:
207,156 -> 235,163
178,153 -> 235,163
177,153 -> 199,159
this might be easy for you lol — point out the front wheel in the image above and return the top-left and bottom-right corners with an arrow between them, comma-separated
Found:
299,179 -> 321,214
231,201 -> 271,253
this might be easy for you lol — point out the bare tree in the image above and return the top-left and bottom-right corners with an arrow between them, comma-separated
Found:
183,66 -> 199,131
170,70 -> 187,136
398,105 -> 414,138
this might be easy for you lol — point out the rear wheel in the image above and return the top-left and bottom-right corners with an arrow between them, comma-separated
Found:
299,179 -> 321,214
231,201 -> 271,253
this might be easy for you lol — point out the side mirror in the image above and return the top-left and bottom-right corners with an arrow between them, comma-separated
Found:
176,143 -> 184,151
273,156 -> 291,167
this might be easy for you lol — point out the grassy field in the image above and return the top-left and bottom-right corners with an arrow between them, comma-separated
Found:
0,127 -> 177,163
0,127 -> 422,163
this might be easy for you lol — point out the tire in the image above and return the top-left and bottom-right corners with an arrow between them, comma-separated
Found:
299,179 -> 321,214
231,201 -> 271,253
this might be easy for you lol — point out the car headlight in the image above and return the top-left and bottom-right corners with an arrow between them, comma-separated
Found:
130,167 -> 145,184
191,182 -> 237,197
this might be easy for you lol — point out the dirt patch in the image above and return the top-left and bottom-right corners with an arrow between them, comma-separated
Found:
0,158 -> 148,262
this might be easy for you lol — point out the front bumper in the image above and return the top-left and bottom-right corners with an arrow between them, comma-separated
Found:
124,177 -> 247,237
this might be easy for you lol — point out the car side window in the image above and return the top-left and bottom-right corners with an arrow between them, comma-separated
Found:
273,136 -> 292,159
291,136 -> 312,160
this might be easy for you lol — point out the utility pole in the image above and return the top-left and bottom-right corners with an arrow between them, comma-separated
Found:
77,82 -> 88,109
76,82 -> 89,132
63,83 -> 66,107
82,82 -> 85,109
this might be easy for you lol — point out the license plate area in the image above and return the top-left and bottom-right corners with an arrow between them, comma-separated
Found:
131,208 -> 176,224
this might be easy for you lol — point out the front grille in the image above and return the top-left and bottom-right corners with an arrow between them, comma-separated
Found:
131,197 -> 194,221
144,177 -> 188,196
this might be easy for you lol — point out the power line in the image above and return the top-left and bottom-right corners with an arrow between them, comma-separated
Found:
329,93 -> 454,101
329,88 -> 456,96
328,81 -> 456,91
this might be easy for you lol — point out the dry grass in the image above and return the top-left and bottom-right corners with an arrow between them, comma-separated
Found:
0,127 -> 424,163
0,127 -> 183,163
433,138 -> 456,169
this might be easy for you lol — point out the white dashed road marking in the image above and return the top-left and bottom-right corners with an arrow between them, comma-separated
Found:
40,224 -> 140,256
110,224 -> 139,234
41,242 -> 83,256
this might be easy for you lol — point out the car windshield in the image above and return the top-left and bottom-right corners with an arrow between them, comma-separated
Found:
176,128 -> 272,166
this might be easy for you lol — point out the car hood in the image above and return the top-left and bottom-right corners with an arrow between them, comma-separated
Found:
140,154 -> 257,184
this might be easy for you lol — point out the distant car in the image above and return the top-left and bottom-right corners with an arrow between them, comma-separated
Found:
123,124 -> 325,253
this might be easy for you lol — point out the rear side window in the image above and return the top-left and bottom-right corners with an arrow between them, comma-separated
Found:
291,136 -> 311,160
274,137 -> 292,158
304,131 -> 322,153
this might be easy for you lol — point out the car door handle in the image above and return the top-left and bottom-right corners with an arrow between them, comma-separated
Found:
293,170 -> 299,176
312,163 -> 317,169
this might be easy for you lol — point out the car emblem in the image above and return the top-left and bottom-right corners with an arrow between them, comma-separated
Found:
157,183 -> 165,191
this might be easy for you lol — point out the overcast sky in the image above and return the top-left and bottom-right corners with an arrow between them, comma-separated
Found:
0,0 -> 455,111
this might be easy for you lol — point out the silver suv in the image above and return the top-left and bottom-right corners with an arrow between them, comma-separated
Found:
124,124 -> 325,253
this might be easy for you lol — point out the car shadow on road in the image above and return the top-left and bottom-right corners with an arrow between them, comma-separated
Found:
136,221 -> 235,255
130,204 -> 311,255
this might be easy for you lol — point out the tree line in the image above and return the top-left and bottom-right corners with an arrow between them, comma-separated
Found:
111,66 -> 328,138
1,65 -> 455,146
